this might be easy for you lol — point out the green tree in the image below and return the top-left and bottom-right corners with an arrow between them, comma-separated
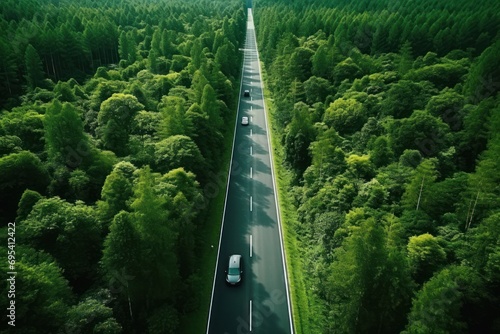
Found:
403,266 -> 478,334
288,47 -> 314,81
303,76 -> 331,105
0,252 -> 72,333
308,128 -> 346,182
148,49 -> 158,74
154,135 -> 206,180
407,233 -> 447,284
98,94 -> 144,156
327,217 -> 413,333
346,154 -> 375,181
157,96 -> 188,139
98,161 -> 137,222
390,110 -> 451,157
332,57 -> 362,84
24,44 -> 45,91
191,70 -> 209,104
311,44 -> 331,79
101,211 -> 142,321
185,102 -> 223,167
371,136 -> 394,167
398,40 -> 414,75
160,168 -> 204,280
20,197 -> 102,288
0,37 -> 18,96
16,189 -> 43,222
65,298 -> 121,334
402,158 -> 438,212
44,100 -> 91,166
426,89 -> 465,130
464,39 -> 500,103
323,98 -> 367,135
130,166 -> 179,307
200,84 -> 223,131
383,80 -> 433,119
0,151 -> 49,226
118,31 -> 130,63
0,110 -> 45,153
284,102 -> 316,177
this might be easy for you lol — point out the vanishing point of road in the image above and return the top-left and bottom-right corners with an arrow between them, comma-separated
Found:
206,6 -> 294,334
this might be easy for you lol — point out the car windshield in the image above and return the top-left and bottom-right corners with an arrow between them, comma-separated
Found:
228,267 -> 240,275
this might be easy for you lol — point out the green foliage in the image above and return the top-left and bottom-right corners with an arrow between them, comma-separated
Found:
0,151 -> 49,225
0,249 -> 73,333
65,297 -> 121,334
284,102 -> 316,177
256,0 -> 500,331
403,266 -> 483,334
402,159 -> 438,212
326,216 -> 413,333
464,39 -> 500,103
370,136 -> 394,167
390,110 -> 451,157
20,197 -> 102,288
323,98 -> 366,135
407,233 -> 447,284
383,80 -> 434,119
130,166 -> 179,309
98,93 -> 144,156
24,44 -> 45,91
0,0 -> 244,332
44,100 -> 90,165
154,135 -> 206,181
98,161 -> 137,222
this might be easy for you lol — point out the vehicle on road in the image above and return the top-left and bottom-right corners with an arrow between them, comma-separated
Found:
243,89 -> 250,97
241,116 -> 249,126
225,254 -> 242,285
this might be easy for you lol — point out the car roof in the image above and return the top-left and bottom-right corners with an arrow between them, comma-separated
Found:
229,254 -> 241,268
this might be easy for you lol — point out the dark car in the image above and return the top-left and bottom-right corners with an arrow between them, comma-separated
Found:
225,254 -> 242,285
243,90 -> 250,97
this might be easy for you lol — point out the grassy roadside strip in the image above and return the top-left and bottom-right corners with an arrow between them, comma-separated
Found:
260,64 -> 312,334
179,75 -> 240,334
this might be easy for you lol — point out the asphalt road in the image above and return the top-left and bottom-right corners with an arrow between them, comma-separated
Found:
206,8 -> 294,334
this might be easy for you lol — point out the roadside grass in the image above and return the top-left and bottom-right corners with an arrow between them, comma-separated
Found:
260,65 -> 314,334
179,82 -> 239,334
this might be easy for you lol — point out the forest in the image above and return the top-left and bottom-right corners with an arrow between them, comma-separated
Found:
254,0 -> 500,333
0,0 -> 245,332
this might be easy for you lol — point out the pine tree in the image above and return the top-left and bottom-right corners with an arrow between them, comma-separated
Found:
24,44 -> 45,91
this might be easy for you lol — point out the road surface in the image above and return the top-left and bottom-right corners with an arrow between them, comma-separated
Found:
206,7 -> 294,334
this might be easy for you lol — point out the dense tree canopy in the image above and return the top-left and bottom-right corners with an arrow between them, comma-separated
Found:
0,0 -> 245,332
255,0 -> 500,332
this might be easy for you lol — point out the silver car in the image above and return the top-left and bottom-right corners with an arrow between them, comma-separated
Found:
241,116 -> 249,126
226,254 -> 242,285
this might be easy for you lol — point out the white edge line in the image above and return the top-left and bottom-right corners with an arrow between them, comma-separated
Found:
252,8 -> 295,334
205,14 -> 249,334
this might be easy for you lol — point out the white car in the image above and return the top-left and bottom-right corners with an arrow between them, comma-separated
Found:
241,116 -> 249,126
226,254 -> 242,285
